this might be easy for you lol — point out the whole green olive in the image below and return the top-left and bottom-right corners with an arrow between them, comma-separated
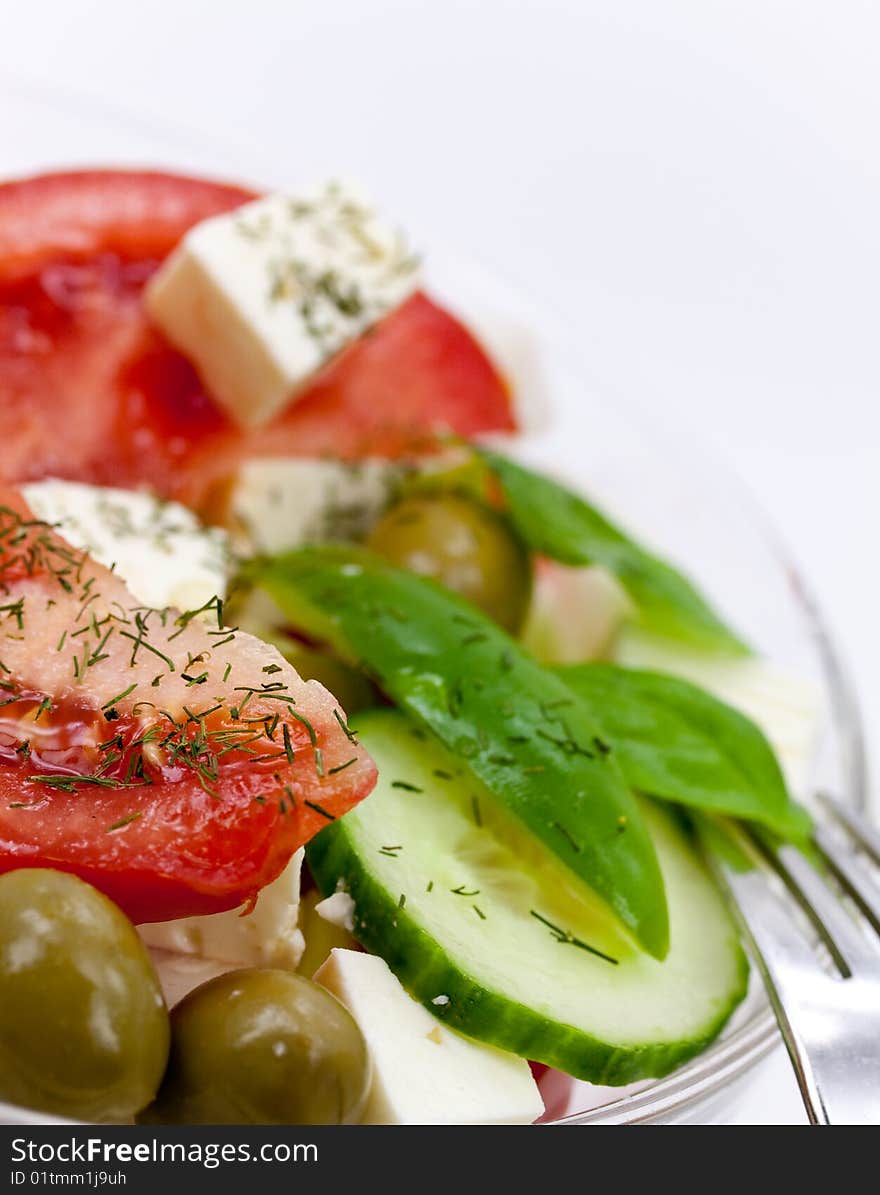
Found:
367,494 -> 532,632
140,969 -> 370,1125
0,869 -> 170,1122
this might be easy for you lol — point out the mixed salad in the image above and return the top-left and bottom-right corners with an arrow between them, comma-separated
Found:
0,170 -> 819,1125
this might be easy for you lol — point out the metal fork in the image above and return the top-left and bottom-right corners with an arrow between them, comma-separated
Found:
702,794 -> 880,1125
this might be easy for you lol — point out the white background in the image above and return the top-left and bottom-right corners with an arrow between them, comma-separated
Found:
2,0 -> 877,1124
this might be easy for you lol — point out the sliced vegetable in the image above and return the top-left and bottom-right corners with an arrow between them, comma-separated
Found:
520,560 -> 632,664
308,710 -> 749,1085
475,447 -> 748,655
249,545 -> 669,959
140,969 -> 370,1125
0,489 -> 377,922
557,664 -> 810,840
618,627 -> 821,794
367,492 -> 532,632
0,869 -> 170,1121
0,170 -> 515,506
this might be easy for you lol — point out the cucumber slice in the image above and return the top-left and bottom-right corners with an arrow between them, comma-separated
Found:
308,709 -> 749,1086
252,545 -> 668,959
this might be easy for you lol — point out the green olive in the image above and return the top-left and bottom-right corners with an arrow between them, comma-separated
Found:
140,969 -> 370,1125
0,869 -> 170,1122
368,494 -> 532,632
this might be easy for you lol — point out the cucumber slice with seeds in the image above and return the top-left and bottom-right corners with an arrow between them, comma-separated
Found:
308,708 -> 749,1086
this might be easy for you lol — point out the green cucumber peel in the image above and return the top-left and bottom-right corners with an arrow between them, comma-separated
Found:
307,709 -> 750,1086
474,446 -> 749,656
249,544 -> 670,959
556,663 -> 811,841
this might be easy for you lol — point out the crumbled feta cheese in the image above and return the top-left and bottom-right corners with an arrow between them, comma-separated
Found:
148,950 -> 232,1008
139,850 -> 305,970
314,891 -> 356,934
227,457 -> 402,554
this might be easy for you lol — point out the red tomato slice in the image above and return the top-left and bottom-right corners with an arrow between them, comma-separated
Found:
0,170 -> 515,505
0,487 -> 377,923
0,170 -> 257,282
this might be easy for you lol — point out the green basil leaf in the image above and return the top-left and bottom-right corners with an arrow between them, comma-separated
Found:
557,663 -> 810,841
476,447 -> 749,655
249,545 -> 670,960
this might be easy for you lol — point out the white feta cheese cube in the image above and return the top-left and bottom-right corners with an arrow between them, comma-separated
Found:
22,480 -> 230,613
139,850 -> 305,970
296,889 -> 358,978
314,891 -> 356,933
145,184 -> 420,429
226,457 -> 402,555
148,949 -> 233,1008
314,949 -> 544,1125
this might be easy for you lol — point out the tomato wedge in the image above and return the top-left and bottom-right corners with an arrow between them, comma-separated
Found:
0,487 -> 377,923
0,171 -> 515,506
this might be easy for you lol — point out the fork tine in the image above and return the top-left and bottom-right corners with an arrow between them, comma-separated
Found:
813,824 -> 880,936
703,845 -> 831,1124
701,827 -> 845,1124
772,844 -> 868,976
819,793 -> 880,864
703,837 -> 821,982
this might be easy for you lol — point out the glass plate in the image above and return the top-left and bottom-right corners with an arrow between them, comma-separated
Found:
0,77 -> 868,1127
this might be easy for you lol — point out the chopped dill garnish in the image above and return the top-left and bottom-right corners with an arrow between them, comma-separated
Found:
282,723 -> 295,765
106,812 -> 143,833
553,821 -> 583,853
119,629 -> 175,672
333,708 -> 358,743
529,910 -> 618,965
101,684 -> 136,711
304,799 -> 335,821
328,757 -> 357,775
